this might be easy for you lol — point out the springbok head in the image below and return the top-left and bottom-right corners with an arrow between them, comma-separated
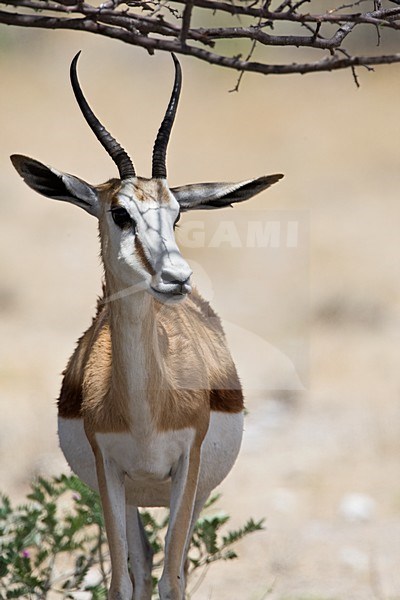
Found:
11,53 -> 283,303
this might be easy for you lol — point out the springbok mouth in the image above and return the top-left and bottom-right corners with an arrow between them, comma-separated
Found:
150,286 -> 190,303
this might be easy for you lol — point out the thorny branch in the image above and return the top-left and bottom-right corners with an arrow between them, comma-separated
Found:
1,0 -> 400,83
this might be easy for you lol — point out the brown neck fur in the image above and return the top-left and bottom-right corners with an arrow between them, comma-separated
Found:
58,284 -> 244,433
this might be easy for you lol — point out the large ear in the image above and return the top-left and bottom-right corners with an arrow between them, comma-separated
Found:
171,174 -> 283,211
10,154 -> 99,217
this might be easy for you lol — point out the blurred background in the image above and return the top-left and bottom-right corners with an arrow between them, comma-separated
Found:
1,22 -> 400,600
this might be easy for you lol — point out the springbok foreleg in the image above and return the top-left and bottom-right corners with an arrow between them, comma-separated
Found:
181,492 -> 209,599
125,504 -> 154,600
94,448 -> 133,600
158,444 -> 202,600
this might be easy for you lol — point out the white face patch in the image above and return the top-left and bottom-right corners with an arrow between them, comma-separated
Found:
106,179 -> 192,302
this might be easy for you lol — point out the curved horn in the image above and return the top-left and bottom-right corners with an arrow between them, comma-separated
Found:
152,54 -> 182,179
70,52 -> 136,180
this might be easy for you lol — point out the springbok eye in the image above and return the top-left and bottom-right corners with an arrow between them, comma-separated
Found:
110,207 -> 136,231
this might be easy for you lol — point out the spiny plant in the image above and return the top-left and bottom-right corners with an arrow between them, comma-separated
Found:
0,475 -> 264,599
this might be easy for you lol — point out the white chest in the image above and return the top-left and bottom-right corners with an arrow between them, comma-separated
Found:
95,427 -> 196,484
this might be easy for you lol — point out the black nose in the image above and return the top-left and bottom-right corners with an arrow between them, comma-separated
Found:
162,270 -> 192,286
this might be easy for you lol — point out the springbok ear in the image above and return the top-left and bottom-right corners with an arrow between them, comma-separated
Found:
10,154 -> 99,217
171,174 -> 283,211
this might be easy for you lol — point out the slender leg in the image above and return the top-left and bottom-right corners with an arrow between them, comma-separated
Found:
94,449 -> 133,600
181,493 -> 209,599
126,504 -> 154,600
158,445 -> 201,600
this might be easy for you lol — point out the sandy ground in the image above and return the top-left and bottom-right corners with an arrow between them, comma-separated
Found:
1,29 -> 400,600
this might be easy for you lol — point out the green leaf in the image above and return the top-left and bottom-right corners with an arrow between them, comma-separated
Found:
221,517 -> 265,548
203,493 -> 221,509
0,557 -> 8,578
222,549 -> 238,560
0,495 -> 12,520
85,584 -> 108,600
6,586 -> 31,598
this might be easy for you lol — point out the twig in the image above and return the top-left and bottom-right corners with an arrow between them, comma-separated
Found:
229,22 -> 260,91
180,0 -> 193,45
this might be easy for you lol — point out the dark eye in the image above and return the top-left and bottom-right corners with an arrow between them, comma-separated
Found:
111,207 -> 136,231
174,211 -> 181,229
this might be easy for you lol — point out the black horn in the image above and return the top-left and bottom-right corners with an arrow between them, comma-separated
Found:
152,54 -> 182,179
70,52 -> 136,180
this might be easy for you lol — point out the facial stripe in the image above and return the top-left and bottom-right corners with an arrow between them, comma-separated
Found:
134,236 -> 156,276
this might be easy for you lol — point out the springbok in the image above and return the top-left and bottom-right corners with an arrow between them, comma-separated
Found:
11,52 -> 283,600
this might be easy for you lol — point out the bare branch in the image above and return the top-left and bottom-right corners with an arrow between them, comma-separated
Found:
0,0 -> 400,80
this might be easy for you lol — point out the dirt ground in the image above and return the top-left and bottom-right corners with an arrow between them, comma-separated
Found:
1,30 -> 400,600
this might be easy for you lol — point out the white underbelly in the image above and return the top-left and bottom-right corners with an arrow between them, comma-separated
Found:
58,411 -> 244,507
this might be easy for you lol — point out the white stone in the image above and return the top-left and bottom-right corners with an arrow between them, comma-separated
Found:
339,493 -> 376,522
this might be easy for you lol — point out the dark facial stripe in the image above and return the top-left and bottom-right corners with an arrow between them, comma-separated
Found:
135,236 -> 155,276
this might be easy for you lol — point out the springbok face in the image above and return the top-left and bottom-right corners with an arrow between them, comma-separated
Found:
11,52 -> 284,303
100,177 -> 192,301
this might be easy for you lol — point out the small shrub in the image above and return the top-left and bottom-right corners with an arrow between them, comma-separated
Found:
0,475 -> 264,599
